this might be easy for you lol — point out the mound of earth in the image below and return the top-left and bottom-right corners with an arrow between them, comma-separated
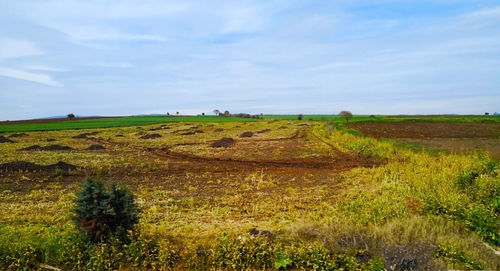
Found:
214,128 -> 223,132
0,161 -> 78,172
19,144 -> 74,151
240,131 -> 254,138
0,136 -> 14,143
8,133 -> 28,138
211,137 -> 235,148
86,144 -> 105,150
257,129 -> 271,134
72,131 -> 99,139
150,126 -> 170,131
140,133 -> 162,139
180,130 -> 204,136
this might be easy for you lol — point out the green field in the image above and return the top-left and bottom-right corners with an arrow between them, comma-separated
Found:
0,115 -> 498,133
0,116 -> 258,133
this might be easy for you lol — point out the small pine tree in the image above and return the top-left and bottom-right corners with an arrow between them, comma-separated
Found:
74,178 -> 139,242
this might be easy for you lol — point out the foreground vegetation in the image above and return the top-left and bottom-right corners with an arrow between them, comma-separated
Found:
0,120 -> 499,270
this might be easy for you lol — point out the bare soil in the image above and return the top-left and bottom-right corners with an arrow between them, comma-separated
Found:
348,122 -> 500,138
140,133 -> 162,139
0,161 -> 78,172
19,145 -> 74,151
86,144 -> 106,150
240,131 -> 254,138
0,136 -> 14,143
211,137 -> 235,148
73,131 -> 100,139
8,133 -> 28,138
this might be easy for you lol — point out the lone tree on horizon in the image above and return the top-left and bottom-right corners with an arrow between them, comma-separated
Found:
213,109 -> 220,116
339,110 -> 353,123
67,113 -> 75,120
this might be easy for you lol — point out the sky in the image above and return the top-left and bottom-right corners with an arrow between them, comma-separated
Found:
0,0 -> 499,120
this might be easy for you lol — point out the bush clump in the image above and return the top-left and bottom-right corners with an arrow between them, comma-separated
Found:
74,178 -> 139,242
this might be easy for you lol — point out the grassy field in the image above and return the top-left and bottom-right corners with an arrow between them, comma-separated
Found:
0,119 -> 499,270
1,114 -> 498,133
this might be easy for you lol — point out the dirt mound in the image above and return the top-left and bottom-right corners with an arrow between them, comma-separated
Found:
0,161 -> 78,172
73,131 -> 99,139
8,133 -> 28,138
0,136 -> 14,143
19,145 -> 74,151
257,129 -> 271,134
240,131 -> 254,138
214,128 -> 223,132
150,125 -> 170,131
211,138 -> 235,148
180,130 -> 204,136
140,133 -> 162,139
46,138 -> 56,142
86,144 -> 105,150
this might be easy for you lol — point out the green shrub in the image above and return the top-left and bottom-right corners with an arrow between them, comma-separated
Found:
73,178 -> 139,242
434,243 -> 483,270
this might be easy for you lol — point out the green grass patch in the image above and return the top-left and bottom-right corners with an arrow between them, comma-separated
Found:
0,116 -> 259,133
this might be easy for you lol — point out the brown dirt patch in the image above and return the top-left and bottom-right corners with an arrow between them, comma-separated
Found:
86,144 -> 106,150
256,129 -> 271,134
46,138 -> 56,142
211,138 -> 235,148
19,144 -> 74,151
0,135 -> 14,143
149,125 -> 170,131
8,133 -> 28,138
348,122 -> 500,139
115,134 -> 124,137
180,130 -> 204,136
240,131 -> 254,138
140,133 -> 162,139
214,128 -> 223,132
72,131 -> 100,139
0,161 -> 78,172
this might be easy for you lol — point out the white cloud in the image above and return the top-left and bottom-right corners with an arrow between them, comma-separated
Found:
0,39 -> 43,59
25,65 -> 67,72
0,67 -> 62,87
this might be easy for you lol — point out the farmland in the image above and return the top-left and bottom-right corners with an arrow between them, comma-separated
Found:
0,116 -> 499,270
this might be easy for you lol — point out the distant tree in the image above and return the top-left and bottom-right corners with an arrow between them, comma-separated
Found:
297,114 -> 303,120
213,109 -> 220,116
67,113 -> 75,120
485,112 -> 490,116
176,112 -> 179,116
166,112 -> 170,116
339,110 -> 353,123
223,110 -> 230,117
202,112 -> 205,116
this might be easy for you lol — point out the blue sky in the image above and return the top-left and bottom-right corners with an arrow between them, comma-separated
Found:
0,0 -> 499,120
